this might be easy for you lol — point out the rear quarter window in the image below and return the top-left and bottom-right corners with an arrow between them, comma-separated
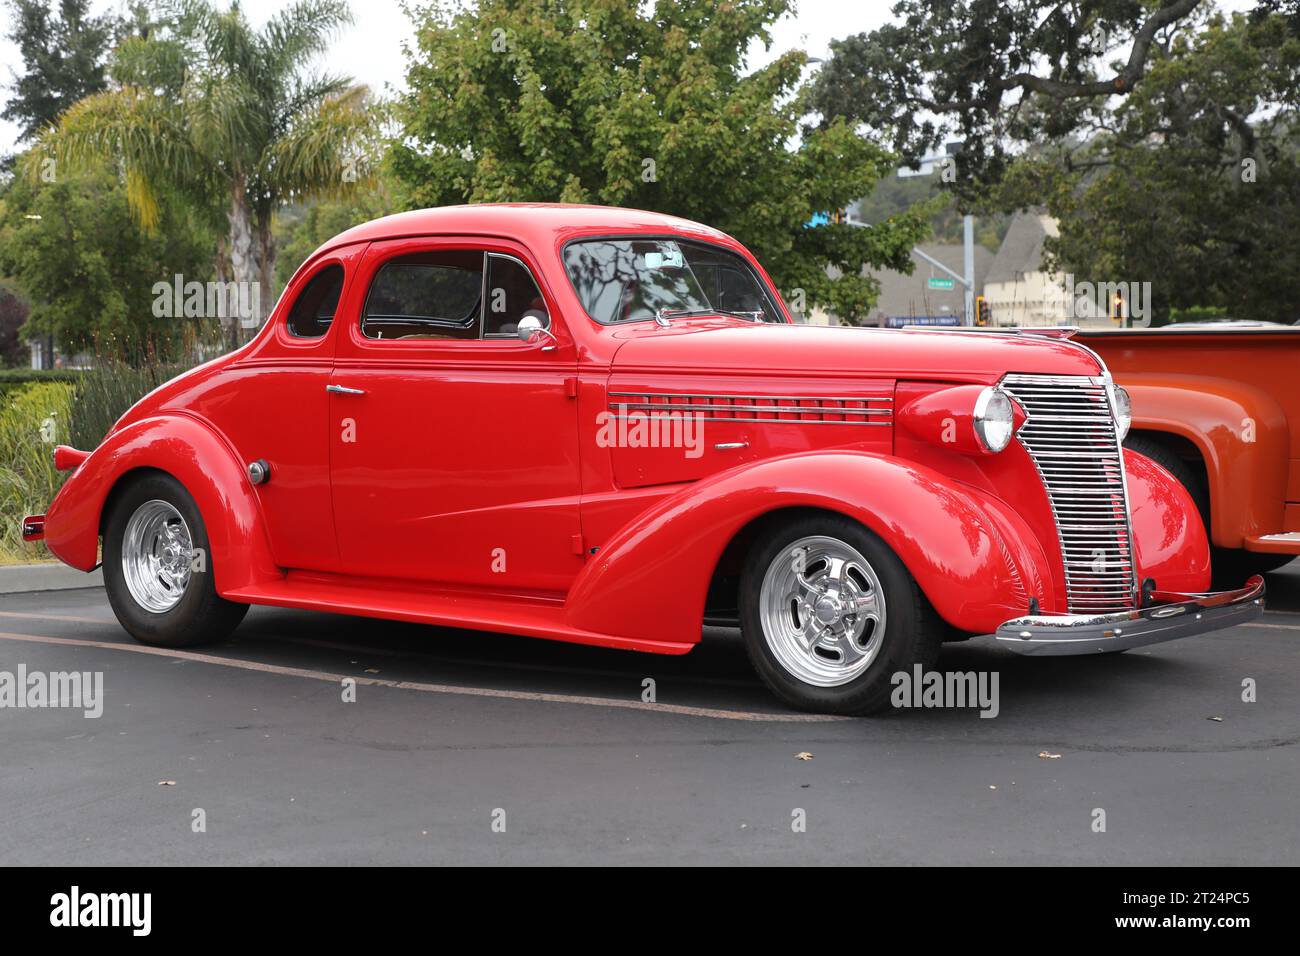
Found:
285,264 -> 345,338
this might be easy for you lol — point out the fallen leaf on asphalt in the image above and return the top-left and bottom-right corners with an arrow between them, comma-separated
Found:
794,752 -> 814,761
158,780 -> 176,786
1207,716 -> 1224,722
1038,752 -> 1062,759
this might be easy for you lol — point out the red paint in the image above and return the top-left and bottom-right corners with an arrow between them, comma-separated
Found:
896,384 -> 1024,457
38,204 -> 1216,648
53,446 -> 90,471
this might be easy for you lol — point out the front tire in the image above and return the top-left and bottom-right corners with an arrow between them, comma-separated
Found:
739,514 -> 943,715
103,472 -> 247,648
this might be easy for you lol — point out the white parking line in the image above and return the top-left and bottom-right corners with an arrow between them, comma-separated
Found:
0,610 -> 114,624
0,630 -> 847,723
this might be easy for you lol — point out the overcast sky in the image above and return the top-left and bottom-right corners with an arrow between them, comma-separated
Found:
0,0 -> 898,156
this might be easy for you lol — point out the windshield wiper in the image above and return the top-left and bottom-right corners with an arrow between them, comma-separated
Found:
653,307 -> 763,327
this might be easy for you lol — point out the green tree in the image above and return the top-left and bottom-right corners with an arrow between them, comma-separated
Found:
391,0 -> 929,323
2,0 -> 121,144
854,171 -> 1009,253
987,8 -> 1300,323
0,286 -> 31,366
273,180 -> 395,287
0,163 -> 216,359
808,0 -> 1206,201
35,0 -> 380,338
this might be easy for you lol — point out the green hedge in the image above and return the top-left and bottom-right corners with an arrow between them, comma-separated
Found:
0,368 -> 80,403
0,381 -> 75,562
0,368 -> 81,384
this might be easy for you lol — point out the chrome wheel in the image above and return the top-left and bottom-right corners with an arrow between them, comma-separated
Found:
759,535 -> 886,687
121,499 -> 194,613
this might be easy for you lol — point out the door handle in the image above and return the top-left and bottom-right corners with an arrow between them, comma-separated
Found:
326,384 -> 365,395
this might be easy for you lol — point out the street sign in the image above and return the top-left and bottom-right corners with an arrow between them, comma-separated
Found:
927,277 -> 956,291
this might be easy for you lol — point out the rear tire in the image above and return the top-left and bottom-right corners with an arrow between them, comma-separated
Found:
739,514 -> 943,715
103,472 -> 247,648
1124,434 -> 1294,587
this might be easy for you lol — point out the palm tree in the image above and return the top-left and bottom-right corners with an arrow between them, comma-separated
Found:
35,0 -> 377,343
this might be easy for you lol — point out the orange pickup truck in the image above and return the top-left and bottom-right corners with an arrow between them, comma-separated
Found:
1079,326 -> 1300,585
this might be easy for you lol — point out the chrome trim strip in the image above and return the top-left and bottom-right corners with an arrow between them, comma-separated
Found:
605,415 -> 890,426
607,391 -> 894,427
608,402 -> 890,415
609,392 -> 893,403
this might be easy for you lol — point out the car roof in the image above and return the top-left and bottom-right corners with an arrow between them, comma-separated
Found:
311,203 -> 735,260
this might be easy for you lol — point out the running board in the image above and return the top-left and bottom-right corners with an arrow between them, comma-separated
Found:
222,572 -> 694,656
1245,532 -> 1300,555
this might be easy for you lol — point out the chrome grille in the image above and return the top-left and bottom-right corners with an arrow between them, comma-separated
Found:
1001,373 -> 1137,613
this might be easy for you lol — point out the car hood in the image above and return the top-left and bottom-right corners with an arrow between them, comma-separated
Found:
608,321 -> 1103,383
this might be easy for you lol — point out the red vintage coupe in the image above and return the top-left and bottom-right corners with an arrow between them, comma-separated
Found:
24,204 -> 1264,714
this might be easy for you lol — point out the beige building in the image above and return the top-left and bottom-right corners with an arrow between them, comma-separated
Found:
982,211 -> 1113,329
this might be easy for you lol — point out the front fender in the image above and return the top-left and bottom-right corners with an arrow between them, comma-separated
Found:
1122,374 -> 1289,548
1125,447 -> 1212,592
43,414 -> 281,593
563,450 -> 1048,646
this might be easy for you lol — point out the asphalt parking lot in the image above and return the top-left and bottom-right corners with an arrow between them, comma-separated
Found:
2,562 -> 1297,865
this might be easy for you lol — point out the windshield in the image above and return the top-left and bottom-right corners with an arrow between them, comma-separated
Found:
562,237 -> 784,324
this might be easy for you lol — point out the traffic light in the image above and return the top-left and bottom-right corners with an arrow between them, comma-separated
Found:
975,295 -> 991,326
1111,292 -> 1125,326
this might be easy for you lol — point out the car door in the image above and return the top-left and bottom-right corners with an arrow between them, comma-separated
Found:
199,249 -> 360,573
328,237 -> 584,592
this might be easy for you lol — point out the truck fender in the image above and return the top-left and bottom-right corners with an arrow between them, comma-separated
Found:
1124,374 -> 1288,548
43,414 -> 281,593
563,450 -> 1045,646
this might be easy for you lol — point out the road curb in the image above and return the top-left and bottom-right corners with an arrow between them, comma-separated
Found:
0,562 -> 103,594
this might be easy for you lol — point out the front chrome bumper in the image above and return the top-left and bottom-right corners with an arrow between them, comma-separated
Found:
995,576 -> 1265,656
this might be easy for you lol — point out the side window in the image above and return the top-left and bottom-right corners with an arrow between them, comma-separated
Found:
286,264 -> 344,338
484,254 -> 549,337
362,250 -> 483,340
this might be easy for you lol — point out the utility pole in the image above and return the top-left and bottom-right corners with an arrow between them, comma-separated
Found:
963,214 -> 975,326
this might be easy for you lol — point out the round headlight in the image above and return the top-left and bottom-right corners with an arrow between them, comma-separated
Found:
974,387 -> 1015,453
1111,384 -> 1132,441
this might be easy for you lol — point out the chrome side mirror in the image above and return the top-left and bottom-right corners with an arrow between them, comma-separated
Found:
517,314 -> 557,351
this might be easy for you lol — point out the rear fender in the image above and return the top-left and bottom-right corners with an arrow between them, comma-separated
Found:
564,450 -> 1046,646
43,414 -> 281,593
